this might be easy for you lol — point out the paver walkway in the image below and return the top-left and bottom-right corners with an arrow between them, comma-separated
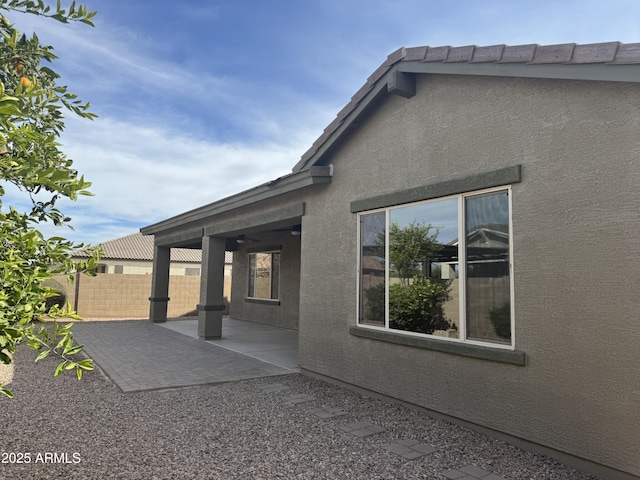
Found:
257,381 -> 509,480
71,320 -> 296,393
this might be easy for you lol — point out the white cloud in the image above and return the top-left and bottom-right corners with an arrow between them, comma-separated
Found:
48,110 -> 326,244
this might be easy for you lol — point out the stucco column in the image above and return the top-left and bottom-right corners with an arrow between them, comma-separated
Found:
197,235 -> 226,340
149,245 -> 171,323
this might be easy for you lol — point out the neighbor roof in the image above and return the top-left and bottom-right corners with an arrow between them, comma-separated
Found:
293,41 -> 640,172
73,232 -> 231,264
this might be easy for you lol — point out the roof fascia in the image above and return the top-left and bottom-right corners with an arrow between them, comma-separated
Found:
204,202 -> 305,237
152,227 -> 204,248
397,61 -> 640,83
141,166 -> 331,236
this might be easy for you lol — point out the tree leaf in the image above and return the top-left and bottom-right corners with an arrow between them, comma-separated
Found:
35,349 -> 50,362
54,361 -> 65,378
77,359 -> 94,370
0,351 -> 11,364
65,345 -> 83,356
0,386 -> 14,398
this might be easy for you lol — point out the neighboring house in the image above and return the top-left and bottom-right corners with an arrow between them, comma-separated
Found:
72,231 -> 233,280
66,232 -> 232,318
72,231 -> 201,275
141,42 -> 640,480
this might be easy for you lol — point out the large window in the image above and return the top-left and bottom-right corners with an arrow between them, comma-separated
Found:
358,188 -> 513,347
248,251 -> 280,300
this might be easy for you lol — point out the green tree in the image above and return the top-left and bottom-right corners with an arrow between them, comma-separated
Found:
387,220 -> 441,285
367,220 -> 454,334
0,1 -> 99,398
388,278 -> 452,334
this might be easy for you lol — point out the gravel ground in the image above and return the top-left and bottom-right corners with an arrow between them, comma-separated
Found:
1,347 -> 598,480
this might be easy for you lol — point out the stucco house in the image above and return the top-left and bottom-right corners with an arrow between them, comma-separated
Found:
141,42 -> 640,479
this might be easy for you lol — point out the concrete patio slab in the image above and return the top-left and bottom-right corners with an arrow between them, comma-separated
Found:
158,317 -> 299,371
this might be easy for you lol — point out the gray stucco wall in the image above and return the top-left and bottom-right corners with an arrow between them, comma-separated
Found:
230,230 -> 301,330
297,74 -> 640,476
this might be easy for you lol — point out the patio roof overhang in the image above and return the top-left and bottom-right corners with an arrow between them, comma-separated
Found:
140,165 -> 332,248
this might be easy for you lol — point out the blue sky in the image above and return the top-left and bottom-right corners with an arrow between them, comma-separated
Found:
4,0 -> 640,245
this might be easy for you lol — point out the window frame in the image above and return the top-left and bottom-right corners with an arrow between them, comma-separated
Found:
247,250 -> 281,301
356,185 -> 515,350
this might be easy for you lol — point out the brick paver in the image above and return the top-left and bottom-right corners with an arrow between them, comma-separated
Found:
340,421 -> 386,437
71,320 -> 295,393
444,465 -> 507,480
385,439 -> 437,460
285,393 -> 317,404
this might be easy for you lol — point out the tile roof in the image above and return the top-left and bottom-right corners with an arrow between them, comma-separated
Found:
293,41 -> 640,172
73,232 -> 231,264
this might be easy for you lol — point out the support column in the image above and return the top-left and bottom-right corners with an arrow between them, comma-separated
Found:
197,236 -> 226,340
149,245 -> 171,323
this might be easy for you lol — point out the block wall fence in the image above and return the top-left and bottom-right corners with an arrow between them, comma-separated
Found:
53,274 -> 231,319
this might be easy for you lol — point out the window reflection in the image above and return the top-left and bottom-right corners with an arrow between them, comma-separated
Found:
465,192 -> 511,343
388,199 -> 459,337
248,252 -> 280,300
357,189 -> 512,346
359,213 -> 386,325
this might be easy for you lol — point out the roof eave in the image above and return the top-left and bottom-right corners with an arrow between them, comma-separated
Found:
293,56 -> 640,173
140,166 -> 332,235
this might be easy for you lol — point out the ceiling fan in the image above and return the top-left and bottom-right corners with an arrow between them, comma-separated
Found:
235,234 -> 261,244
272,224 -> 302,236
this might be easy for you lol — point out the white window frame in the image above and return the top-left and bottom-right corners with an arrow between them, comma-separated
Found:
247,250 -> 280,300
356,186 -> 515,350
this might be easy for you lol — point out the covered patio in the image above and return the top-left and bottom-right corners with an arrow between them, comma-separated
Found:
140,166 -> 332,345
